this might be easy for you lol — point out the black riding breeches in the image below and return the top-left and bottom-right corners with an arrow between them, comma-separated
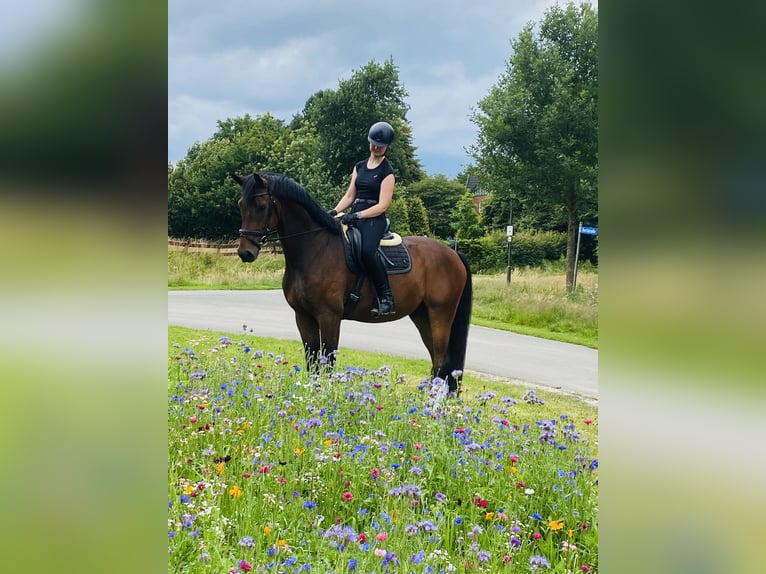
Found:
351,212 -> 387,271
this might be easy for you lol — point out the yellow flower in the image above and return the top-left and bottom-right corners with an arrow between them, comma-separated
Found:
236,429 -> 245,435
549,520 -> 564,531
263,526 -> 271,536
216,462 -> 225,476
277,539 -> 288,548
183,484 -> 195,495
568,528 -> 574,538
294,448 -> 305,456
509,466 -> 517,474
228,485 -> 242,498
485,512 -> 495,521
323,439 -> 332,448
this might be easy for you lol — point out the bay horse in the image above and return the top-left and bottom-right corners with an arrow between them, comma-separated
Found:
232,172 -> 472,392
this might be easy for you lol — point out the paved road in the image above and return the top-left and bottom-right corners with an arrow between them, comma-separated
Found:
168,290 -> 598,399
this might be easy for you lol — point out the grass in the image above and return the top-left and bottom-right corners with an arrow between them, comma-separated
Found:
168,326 -> 598,573
168,249 -> 598,349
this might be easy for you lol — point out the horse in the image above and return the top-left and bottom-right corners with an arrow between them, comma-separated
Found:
232,172 -> 472,392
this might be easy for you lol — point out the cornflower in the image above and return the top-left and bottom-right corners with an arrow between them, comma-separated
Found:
529,555 -> 551,570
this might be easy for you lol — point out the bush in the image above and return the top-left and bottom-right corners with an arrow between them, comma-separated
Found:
454,230 -> 568,273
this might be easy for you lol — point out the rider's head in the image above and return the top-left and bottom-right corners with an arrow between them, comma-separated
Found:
367,122 -> 395,148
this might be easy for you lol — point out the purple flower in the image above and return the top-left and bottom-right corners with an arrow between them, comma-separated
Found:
530,555 -> 551,570
238,536 -> 254,547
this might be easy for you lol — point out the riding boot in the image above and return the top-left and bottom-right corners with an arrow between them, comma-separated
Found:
368,255 -> 395,317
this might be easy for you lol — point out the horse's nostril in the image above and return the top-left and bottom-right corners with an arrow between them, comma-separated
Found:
238,250 -> 255,263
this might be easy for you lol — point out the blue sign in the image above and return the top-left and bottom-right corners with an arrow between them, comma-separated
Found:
580,226 -> 598,236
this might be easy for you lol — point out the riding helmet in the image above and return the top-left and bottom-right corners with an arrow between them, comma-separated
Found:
368,122 -> 395,147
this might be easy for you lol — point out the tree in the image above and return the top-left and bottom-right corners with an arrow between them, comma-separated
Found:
451,191 -> 483,240
299,58 -> 424,188
471,2 -> 598,287
405,175 -> 468,239
168,114 -> 290,239
406,195 -> 431,236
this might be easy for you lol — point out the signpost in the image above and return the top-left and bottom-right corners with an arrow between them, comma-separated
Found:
572,222 -> 598,294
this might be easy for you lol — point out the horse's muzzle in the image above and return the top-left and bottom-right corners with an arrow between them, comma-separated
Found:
238,244 -> 259,263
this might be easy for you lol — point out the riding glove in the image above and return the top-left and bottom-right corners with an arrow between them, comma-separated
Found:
340,212 -> 360,225
327,209 -> 337,216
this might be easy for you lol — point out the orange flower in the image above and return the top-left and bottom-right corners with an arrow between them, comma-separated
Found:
294,448 -> 305,456
263,526 -> 271,536
228,485 -> 242,498
549,520 -> 564,531
277,539 -> 288,548
216,462 -> 224,476
485,512 -> 495,521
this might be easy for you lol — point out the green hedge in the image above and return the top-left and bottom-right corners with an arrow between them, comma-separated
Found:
453,230 -> 568,273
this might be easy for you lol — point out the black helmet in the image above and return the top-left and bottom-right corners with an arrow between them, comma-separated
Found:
368,121 -> 395,147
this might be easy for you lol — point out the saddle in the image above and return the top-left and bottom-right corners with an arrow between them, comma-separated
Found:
342,220 -> 412,276
341,220 -> 412,318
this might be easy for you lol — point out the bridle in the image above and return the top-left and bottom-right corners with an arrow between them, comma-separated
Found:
238,190 -> 279,247
238,186 -> 324,247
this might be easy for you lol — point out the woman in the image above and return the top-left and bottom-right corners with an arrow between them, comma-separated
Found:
329,121 -> 396,316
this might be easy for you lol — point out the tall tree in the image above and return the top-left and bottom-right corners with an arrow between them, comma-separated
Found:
299,58 -> 424,188
406,195 -> 431,236
471,2 -> 598,287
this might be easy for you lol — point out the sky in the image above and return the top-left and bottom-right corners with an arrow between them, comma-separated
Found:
169,0 -> 571,180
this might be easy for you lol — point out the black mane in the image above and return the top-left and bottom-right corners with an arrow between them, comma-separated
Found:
246,172 -> 341,235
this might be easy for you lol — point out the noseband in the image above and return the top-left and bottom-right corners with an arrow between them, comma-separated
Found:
239,190 -> 279,247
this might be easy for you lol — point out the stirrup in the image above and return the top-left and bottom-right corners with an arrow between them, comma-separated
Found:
371,296 -> 395,317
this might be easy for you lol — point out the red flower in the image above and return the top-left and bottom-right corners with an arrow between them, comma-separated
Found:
358,533 -> 368,543
342,491 -> 353,502
371,468 -> 380,478
238,559 -> 253,571
509,455 -> 519,463
258,465 -> 270,474
584,419 -> 593,425
580,566 -> 591,572
473,497 -> 488,508
532,532 -> 542,540
242,472 -> 251,478
516,481 -> 526,488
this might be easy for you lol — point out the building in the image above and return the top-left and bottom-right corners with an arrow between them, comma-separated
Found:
465,174 -> 489,214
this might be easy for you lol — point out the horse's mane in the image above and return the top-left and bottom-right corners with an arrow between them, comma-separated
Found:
248,172 -> 341,235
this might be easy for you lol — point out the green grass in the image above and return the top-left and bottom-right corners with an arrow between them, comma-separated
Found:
168,326 -> 598,573
168,249 -> 598,348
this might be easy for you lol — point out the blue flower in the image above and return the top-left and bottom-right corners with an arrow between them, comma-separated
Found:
454,516 -> 463,525
529,555 -> 551,570
347,558 -> 357,570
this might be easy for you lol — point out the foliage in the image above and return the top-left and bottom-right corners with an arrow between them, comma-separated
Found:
168,331 -> 598,573
406,195 -> 431,236
451,191 -> 483,240
456,230 -> 568,273
471,2 -> 598,288
386,195 -> 411,237
405,175 -> 469,239
168,114 -> 290,240
299,58 -> 424,189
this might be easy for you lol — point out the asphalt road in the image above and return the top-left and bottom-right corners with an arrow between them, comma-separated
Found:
168,290 -> 598,399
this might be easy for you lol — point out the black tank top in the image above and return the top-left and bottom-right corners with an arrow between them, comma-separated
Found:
354,158 -> 394,202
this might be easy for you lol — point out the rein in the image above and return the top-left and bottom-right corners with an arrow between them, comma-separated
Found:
238,189 -> 323,246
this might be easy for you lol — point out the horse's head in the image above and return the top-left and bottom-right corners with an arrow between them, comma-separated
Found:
232,173 -> 278,263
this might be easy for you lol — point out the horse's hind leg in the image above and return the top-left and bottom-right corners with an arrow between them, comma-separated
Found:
409,304 -> 451,385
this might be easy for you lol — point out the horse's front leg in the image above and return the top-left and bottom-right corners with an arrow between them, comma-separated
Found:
294,311 -> 321,373
317,312 -> 342,373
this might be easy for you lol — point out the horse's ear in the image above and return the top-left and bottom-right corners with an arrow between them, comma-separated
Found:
252,173 -> 267,188
230,173 -> 244,185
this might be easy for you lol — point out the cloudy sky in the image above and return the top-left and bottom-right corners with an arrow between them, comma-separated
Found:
169,0 -> 572,179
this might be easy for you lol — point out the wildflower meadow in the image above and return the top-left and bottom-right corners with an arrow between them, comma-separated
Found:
168,332 -> 598,573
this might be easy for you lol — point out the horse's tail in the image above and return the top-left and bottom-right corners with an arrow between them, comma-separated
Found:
444,251 -> 473,392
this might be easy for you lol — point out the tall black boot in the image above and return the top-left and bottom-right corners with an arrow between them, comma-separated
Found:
368,255 -> 395,317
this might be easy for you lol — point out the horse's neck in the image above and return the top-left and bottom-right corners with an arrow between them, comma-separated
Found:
278,209 -> 338,268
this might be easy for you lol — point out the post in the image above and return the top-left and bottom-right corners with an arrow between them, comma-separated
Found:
506,196 -> 513,284
572,221 -> 582,294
